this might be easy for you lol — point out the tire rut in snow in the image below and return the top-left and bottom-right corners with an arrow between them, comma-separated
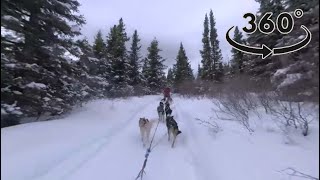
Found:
31,98 -> 157,180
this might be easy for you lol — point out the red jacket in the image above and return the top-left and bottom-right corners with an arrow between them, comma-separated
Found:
163,88 -> 171,97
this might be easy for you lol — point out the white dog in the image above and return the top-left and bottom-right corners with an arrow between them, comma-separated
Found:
139,118 -> 156,147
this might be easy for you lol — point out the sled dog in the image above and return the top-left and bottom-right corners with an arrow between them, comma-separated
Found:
157,102 -> 165,122
165,115 -> 182,148
165,103 -> 172,117
139,117 -> 155,147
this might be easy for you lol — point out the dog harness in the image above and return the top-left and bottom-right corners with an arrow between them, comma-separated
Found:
165,105 -> 172,115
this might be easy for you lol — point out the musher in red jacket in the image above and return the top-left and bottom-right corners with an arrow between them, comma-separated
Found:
163,87 -> 172,102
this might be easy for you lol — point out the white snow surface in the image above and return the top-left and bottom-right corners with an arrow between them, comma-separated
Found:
278,73 -> 303,88
1,95 -> 319,180
25,82 -> 47,89
274,67 -> 291,77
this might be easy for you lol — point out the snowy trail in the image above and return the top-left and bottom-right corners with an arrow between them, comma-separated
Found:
31,98 -> 158,180
2,96 -> 159,180
2,95 -> 318,180
61,96 -> 203,180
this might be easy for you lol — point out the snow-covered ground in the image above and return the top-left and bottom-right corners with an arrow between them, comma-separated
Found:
1,95 -> 319,180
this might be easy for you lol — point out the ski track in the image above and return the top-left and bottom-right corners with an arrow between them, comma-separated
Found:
31,97 -> 158,180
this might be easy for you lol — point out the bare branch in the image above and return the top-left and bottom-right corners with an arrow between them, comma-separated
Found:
279,167 -> 319,180
195,117 -> 222,133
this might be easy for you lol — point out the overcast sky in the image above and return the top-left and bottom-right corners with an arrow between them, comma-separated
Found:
78,0 -> 260,72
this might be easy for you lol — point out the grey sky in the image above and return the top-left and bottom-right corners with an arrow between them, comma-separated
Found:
78,0 -> 259,72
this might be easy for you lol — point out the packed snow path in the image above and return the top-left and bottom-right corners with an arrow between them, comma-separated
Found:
1,95 -> 318,180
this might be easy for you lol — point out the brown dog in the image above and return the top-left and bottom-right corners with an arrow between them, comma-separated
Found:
139,118 -> 155,147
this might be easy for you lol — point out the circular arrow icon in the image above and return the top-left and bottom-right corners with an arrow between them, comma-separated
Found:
226,26 -> 273,59
226,25 -> 312,59
273,25 -> 312,55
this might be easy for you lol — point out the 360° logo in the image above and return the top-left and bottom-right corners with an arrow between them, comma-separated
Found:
226,9 -> 312,59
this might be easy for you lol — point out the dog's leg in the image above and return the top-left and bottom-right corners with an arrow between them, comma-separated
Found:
140,128 -> 146,147
171,133 -> 177,148
167,128 -> 171,141
140,127 -> 143,142
146,126 -> 151,146
159,113 -> 161,122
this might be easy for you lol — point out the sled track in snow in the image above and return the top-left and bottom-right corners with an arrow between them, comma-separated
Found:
174,99 -> 218,180
30,98 -> 157,180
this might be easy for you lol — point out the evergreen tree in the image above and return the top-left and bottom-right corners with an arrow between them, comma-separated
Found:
222,62 -> 232,80
209,10 -> 223,82
216,61 -> 224,82
92,30 -> 106,59
1,0 -> 85,125
128,30 -> 142,86
141,58 -> 149,80
167,68 -> 174,87
145,39 -> 166,93
174,43 -> 194,86
115,18 -> 130,58
141,57 -> 151,94
74,38 -> 109,104
2,0 -> 85,59
245,0 -> 285,78
197,64 -> 202,79
230,26 -> 245,74
245,0 -> 319,100
106,18 -> 132,97
200,14 -> 212,81
106,25 -> 118,55
76,38 -> 110,97
285,0 -> 318,11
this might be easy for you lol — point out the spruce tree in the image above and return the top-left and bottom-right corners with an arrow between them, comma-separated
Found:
106,18 -> 131,97
200,14 -> 212,81
128,30 -> 142,86
239,0 -> 319,100
93,30 -> 106,59
167,68 -> 174,87
174,43 -> 194,86
197,64 -> 202,80
141,58 -> 149,80
1,0 -> 85,123
75,38 -> 110,103
230,26 -> 245,74
209,10 -> 223,82
245,0 -> 285,79
106,25 -> 118,55
145,39 -> 166,93
285,0 -> 318,11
